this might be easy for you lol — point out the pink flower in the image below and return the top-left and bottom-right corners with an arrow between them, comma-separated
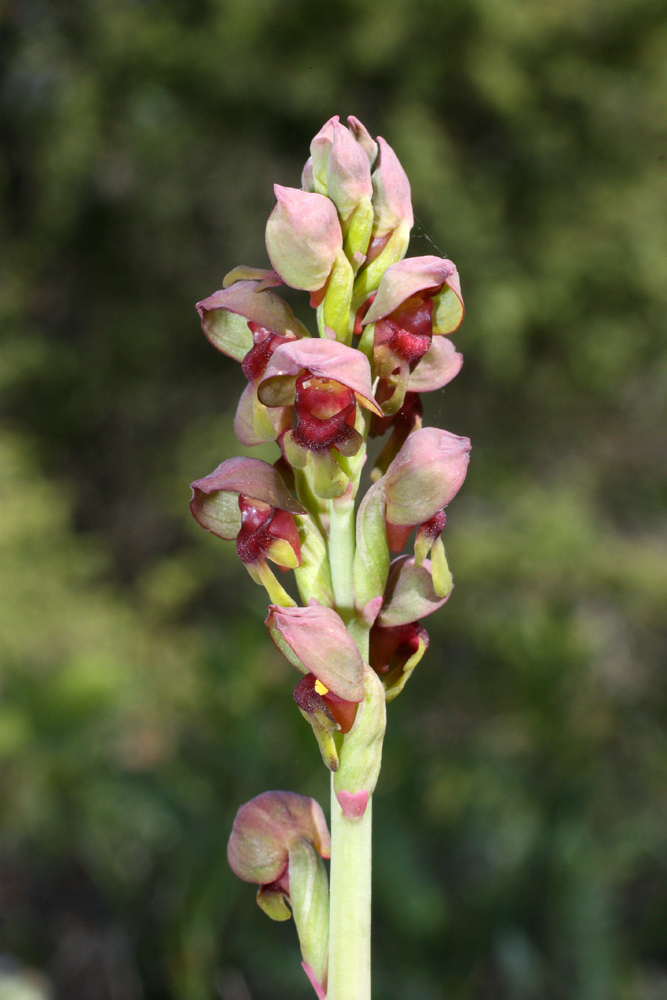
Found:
227,790 -> 330,931
360,255 -> 464,413
258,339 -> 382,498
383,426 -> 470,557
266,603 -> 366,770
196,277 -> 311,446
266,604 -> 365,703
190,457 -> 305,574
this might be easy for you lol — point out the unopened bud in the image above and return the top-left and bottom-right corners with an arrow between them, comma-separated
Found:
266,186 -> 343,292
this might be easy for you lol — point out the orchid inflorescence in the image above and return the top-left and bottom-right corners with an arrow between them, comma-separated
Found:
190,115 -> 470,1000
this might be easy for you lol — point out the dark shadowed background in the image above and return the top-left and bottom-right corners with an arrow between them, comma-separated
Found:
1,0 -> 667,997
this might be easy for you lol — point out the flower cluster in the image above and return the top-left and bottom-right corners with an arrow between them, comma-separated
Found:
190,116 -> 469,998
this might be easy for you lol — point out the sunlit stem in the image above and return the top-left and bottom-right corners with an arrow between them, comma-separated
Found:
328,778 -> 372,1000
328,488 -> 356,626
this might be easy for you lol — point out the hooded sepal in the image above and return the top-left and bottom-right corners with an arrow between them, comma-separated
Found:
190,456 -> 305,541
266,604 -> 366,702
362,255 -> 461,330
196,280 -> 308,360
227,790 -> 330,891
383,426 -> 471,545
266,185 -> 343,292
333,666 -> 386,812
259,338 -> 381,417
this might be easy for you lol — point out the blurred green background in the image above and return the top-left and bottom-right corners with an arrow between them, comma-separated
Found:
1,0 -> 667,997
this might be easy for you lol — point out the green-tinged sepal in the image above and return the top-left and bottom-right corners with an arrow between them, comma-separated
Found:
289,839 -> 330,988
334,667 -> 386,811
353,480 -> 390,613
432,269 -> 464,334
285,435 -> 351,500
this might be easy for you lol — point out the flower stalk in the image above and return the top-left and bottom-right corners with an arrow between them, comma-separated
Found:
328,780 -> 372,1000
191,116 -> 469,998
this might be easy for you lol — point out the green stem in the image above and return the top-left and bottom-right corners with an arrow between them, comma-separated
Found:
328,775 -> 372,1000
328,490 -> 356,625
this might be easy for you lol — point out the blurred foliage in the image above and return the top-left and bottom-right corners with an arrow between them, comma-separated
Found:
1,0 -> 667,997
